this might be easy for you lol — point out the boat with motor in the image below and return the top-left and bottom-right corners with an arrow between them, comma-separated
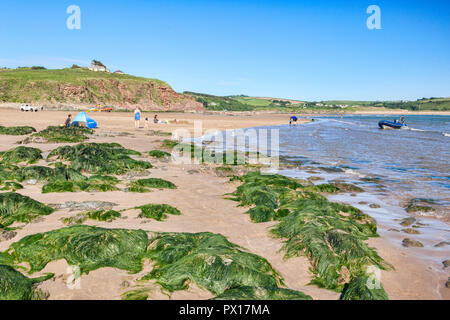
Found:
378,120 -> 408,129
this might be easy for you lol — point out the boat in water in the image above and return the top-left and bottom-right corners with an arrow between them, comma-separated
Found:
378,120 -> 408,129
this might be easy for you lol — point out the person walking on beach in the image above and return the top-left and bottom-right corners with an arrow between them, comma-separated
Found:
134,107 -> 141,129
154,115 -> 159,124
289,116 -> 298,126
64,114 -> 72,127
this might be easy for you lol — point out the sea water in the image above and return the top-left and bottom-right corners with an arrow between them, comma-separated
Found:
195,114 -> 449,272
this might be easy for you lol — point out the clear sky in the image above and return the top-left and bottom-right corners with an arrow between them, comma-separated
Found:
1,0 -> 449,101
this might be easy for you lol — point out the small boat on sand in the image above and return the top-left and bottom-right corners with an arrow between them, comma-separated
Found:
378,120 -> 408,129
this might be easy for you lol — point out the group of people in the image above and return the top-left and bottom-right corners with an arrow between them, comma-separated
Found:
134,107 -> 159,129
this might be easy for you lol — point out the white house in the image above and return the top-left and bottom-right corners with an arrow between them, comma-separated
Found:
89,61 -> 110,73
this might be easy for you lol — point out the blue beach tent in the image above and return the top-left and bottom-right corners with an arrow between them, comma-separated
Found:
71,112 -> 98,129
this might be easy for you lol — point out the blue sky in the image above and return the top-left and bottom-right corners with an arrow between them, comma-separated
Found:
0,0 -> 449,101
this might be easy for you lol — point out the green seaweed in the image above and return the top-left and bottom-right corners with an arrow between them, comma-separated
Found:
0,192 -> 54,227
148,150 -> 171,158
0,181 -> 23,191
42,180 -> 118,193
136,204 -> 181,221
86,209 -> 121,222
62,210 -> 121,225
161,139 -> 179,149
128,178 -> 176,193
0,146 -> 42,164
142,232 -> 286,296
12,165 -> 119,193
213,286 -> 312,300
313,184 -> 341,193
0,164 -> 18,184
229,172 -> 390,292
34,126 -> 93,143
340,274 -> 388,300
122,287 -> 154,300
13,166 -> 54,182
0,265 -> 52,300
3,226 -> 310,300
0,126 -> 36,136
5,225 -> 149,274
48,143 -> 152,174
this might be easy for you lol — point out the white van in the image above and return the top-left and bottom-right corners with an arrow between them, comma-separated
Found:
20,104 -> 39,112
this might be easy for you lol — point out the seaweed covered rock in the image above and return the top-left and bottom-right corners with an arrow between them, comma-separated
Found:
143,232 -> 286,296
33,126 -> 93,143
136,204 -> 181,221
0,126 -> 36,136
405,198 -> 436,214
12,166 -> 119,193
402,238 -> 424,247
0,164 -> 17,183
0,265 -> 52,300
128,178 -> 176,193
314,182 -> 364,193
42,179 -> 118,193
229,172 -> 390,292
340,274 -> 388,300
48,143 -> 152,174
0,192 -> 54,227
5,225 -> 149,274
62,210 -> 121,225
212,286 -> 312,300
0,146 -> 42,164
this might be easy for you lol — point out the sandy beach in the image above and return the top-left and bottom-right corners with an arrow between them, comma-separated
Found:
0,109 -> 447,300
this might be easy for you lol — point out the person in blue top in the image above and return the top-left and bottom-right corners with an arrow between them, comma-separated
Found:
134,107 -> 141,129
289,116 -> 298,126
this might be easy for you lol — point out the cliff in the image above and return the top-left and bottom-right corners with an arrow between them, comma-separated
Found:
0,68 -> 204,112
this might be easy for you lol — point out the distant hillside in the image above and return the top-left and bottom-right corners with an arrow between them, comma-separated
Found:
0,68 -> 203,112
375,98 -> 450,111
318,98 -> 450,111
184,92 -> 304,111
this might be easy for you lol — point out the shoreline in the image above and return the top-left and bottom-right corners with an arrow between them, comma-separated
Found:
0,109 -> 447,300
1,103 -> 450,116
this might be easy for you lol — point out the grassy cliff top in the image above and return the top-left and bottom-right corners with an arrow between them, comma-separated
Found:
0,68 -> 169,87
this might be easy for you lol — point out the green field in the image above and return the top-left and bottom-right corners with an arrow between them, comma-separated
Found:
184,92 -> 305,111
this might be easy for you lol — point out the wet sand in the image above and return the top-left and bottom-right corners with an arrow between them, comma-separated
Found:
0,109 -> 447,300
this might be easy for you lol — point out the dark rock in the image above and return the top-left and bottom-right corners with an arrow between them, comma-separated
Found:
434,241 -> 450,248
0,230 -> 17,242
402,228 -> 421,235
388,228 -> 400,232
443,260 -> 450,268
369,204 -> 381,209
402,238 -> 424,247
400,217 -> 416,227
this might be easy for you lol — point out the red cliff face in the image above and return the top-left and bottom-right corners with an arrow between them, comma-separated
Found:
58,79 -> 204,112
